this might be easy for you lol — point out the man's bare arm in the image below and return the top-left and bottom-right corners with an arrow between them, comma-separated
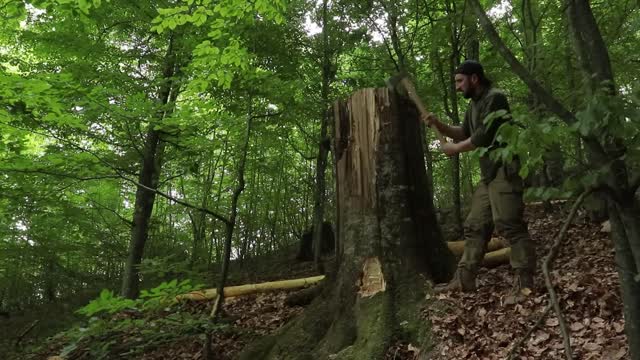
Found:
441,137 -> 476,156
435,123 -> 467,142
421,114 -> 467,142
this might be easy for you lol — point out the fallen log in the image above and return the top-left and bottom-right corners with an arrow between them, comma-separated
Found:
482,247 -> 511,267
179,244 -> 510,302
446,237 -> 506,256
176,275 -> 325,301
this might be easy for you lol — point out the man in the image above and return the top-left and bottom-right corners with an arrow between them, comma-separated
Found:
423,60 -> 536,300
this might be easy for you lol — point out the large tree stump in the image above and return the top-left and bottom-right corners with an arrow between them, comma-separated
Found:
239,88 -> 455,359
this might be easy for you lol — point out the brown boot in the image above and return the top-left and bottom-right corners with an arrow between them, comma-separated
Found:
504,269 -> 534,304
433,267 -> 476,294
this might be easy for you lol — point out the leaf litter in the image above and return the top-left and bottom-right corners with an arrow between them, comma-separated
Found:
121,203 -> 631,360
416,202 -> 629,360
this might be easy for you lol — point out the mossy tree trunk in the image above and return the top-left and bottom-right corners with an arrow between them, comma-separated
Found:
239,88 -> 454,360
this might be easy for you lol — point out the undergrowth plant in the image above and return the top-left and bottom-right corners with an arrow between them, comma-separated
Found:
49,280 -> 223,359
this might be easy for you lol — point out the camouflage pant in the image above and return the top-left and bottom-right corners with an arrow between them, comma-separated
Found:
459,166 -> 536,272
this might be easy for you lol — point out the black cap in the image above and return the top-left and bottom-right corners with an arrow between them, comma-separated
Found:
455,60 -> 491,86
455,60 -> 484,76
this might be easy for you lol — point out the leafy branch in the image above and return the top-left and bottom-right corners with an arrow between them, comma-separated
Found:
7,122 -> 233,226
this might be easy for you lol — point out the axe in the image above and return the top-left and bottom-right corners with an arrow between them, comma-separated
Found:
387,74 -> 448,145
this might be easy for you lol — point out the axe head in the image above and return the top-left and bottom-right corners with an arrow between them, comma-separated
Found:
385,71 -> 410,94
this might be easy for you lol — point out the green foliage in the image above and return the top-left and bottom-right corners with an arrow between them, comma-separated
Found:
572,86 -> 639,143
490,113 -> 574,200
76,289 -> 137,317
1,0 -> 639,355
56,280 -> 213,359
78,280 -> 202,317
139,279 -> 203,309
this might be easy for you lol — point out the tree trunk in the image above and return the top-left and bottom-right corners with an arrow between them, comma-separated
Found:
312,0 -> 334,272
211,97 -> 254,317
189,154 -> 217,268
121,36 -> 180,299
447,12 -> 463,238
239,88 -> 454,359
43,258 -> 56,302
121,130 -> 165,298
431,0 -> 464,236
609,200 -> 640,359
564,2 -> 640,355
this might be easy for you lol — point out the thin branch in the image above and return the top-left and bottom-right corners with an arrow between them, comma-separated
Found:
509,305 -> 553,359
159,171 -> 188,186
287,139 -> 316,161
504,13 -> 526,52
97,20 -> 134,41
631,172 -> 640,193
1,168 -> 120,181
367,11 -> 400,72
291,117 -> 314,141
4,122 -> 136,176
405,0 -> 421,56
14,320 -> 39,348
251,111 -> 282,121
125,174 -> 231,226
542,189 -> 593,360
7,124 -> 231,226
87,198 -> 134,226
433,50 -> 454,120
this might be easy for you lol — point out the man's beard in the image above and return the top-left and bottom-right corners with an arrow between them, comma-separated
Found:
463,88 -> 473,99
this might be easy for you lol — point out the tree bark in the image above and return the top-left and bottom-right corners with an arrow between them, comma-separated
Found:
565,0 -> 615,94
312,0 -> 333,272
446,1 -> 464,238
211,97 -> 254,317
564,2 -> 640,355
464,0 -> 480,61
239,88 -> 454,359
121,35 -> 180,298
609,201 -> 640,359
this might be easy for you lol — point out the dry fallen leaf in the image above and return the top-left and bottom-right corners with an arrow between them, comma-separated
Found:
545,318 -> 559,327
423,203 -> 628,360
570,322 -> 585,331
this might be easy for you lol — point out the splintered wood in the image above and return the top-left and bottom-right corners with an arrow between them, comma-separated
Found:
335,88 -> 389,210
358,257 -> 386,297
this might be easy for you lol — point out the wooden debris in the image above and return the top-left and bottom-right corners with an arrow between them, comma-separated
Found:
176,275 -> 325,301
447,237 -> 506,255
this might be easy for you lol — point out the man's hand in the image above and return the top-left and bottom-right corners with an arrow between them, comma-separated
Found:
420,112 -> 440,128
441,142 -> 459,156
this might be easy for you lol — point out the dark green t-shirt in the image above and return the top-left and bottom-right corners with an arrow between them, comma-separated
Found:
462,87 -> 511,183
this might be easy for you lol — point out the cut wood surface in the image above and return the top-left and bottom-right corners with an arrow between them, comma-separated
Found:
177,275 -> 325,301
447,237 -> 506,255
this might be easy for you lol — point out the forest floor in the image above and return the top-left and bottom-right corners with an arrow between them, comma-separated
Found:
421,202 -> 629,360
21,202 -> 628,360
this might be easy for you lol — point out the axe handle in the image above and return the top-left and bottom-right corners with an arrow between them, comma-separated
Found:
400,78 -> 448,144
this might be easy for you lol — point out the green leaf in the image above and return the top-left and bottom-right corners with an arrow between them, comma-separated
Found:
77,0 -> 91,14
